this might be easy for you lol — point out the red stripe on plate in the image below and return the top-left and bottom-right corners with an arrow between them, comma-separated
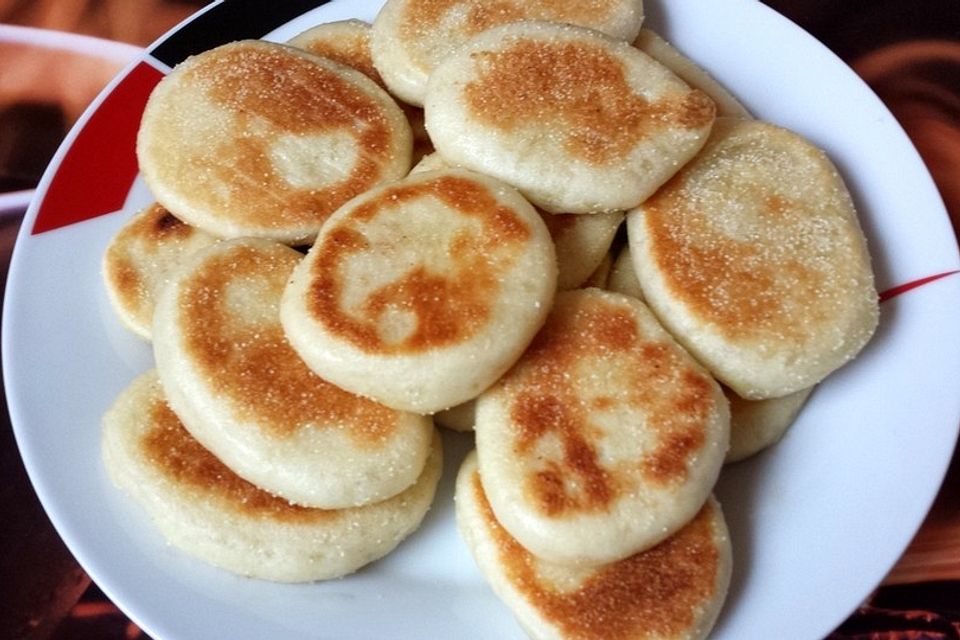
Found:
31,62 -> 163,235
879,270 -> 960,302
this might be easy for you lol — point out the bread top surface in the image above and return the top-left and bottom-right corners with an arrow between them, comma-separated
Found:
391,0 -> 641,45
474,288 -> 728,563
371,0 -> 644,105
424,21 -> 716,213
633,28 -> 751,119
142,390 -> 337,524
103,203 -> 217,340
172,239 -> 403,443
480,288 -> 726,510
137,39 -> 412,244
286,20 -> 432,161
457,452 -> 730,640
628,118 -> 878,396
302,169 -> 553,356
288,19 -> 384,87
453,25 -> 712,168
123,372 -> 341,524
412,153 -> 623,290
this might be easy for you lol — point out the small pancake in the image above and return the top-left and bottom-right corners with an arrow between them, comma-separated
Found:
627,118 -> 880,399
137,39 -> 412,245
102,371 -> 442,582
633,29 -> 751,119
371,0 -> 645,106
412,153 -> 623,289
606,244 -> 644,302
102,202 -> 218,340
287,19 -> 432,163
424,21 -> 716,214
474,288 -> 729,565
152,238 -> 433,509
456,452 -> 732,640
288,19 -> 387,88
726,386 -> 813,463
281,168 -> 557,414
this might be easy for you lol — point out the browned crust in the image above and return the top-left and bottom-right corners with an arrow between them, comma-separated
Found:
501,292 -> 717,517
142,42 -> 405,233
291,22 -> 385,87
179,242 -> 399,444
464,38 -> 714,165
104,203 -> 198,321
140,390 -> 338,523
639,120 -> 870,344
306,173 -> 533,354
472,469 -> 723,639
401,0 -> 623,39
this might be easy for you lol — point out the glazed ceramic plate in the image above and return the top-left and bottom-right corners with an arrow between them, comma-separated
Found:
5,1 -> 960,638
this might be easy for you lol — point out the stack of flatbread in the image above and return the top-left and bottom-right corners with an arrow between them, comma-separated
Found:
101,1 -> 879,637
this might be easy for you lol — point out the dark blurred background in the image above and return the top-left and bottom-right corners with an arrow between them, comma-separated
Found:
0,1 -> 958,638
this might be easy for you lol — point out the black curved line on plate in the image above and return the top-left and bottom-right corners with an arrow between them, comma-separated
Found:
149,0 -> 333,67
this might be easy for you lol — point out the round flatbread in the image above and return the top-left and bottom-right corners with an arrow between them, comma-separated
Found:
102,202 -> 218,340
627,118 -> 880,399
281,168 -> 557,414
102,371 -> 442,582
287,19 -> 432,163
633,29 -> 751,119
424,21 -> 716,214
456,451 -> 732,640
474,288 -> 729,565
411,153 -> 623,289
152,238 -> 433,509
137,39 -> 412,245
288,19 -> 386,87
371,0 -> 645,106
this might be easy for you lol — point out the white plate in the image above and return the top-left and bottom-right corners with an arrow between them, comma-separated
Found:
5,1 -> 960,638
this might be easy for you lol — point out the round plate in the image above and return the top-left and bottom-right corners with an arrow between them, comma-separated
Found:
5,1 -> 960,638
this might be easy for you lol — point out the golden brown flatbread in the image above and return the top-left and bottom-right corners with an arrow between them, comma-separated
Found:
102,202 -> 218,340
456,451 -> 732,640
281,168 -> 557,414
102,371 -> 443,582
627,118 -> 879,399
371,0 -> 645,106
475,288 -> 729,565
425,21 -> 716,214
137,39 -> 412,244
152,238 -> 434,509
